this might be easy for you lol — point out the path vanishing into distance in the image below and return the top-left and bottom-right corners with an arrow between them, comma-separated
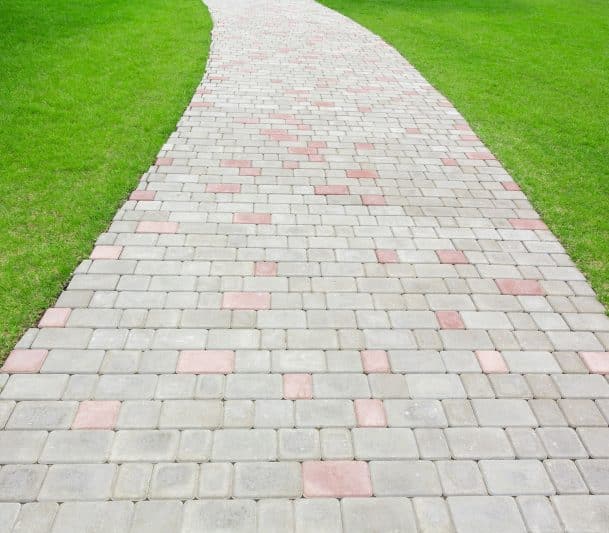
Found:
2,0 -> 609,531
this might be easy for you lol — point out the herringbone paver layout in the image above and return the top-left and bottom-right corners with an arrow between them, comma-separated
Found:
2,0 -> 609,531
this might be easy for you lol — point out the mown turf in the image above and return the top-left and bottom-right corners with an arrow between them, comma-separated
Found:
0,0 -> 211,358
320,0 -> 609,310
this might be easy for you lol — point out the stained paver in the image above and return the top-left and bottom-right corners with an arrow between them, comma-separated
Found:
1,0 -> 609,530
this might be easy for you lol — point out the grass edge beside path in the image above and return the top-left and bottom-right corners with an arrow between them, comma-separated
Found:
0,0 -> 212,359
319,0 -> 609,313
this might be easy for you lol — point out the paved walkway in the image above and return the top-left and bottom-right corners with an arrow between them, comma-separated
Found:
2,0 -> 609,531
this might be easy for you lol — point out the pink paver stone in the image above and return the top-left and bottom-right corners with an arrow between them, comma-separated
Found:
222,292 -> 271,310
39,308 -> 71,328
580,352 -> 609,374
509,218 -> 548,230
206,183 -> 241,193
283,373 -> 313,399
72,401 -> 120,429
436,311 -> 465,330
233,213 -> 272,224
347,169 -> 378,179
302,461 -> 373,497
177,350 -> 235,374
155,157 -> 173,166
90,245 -> 123,260
496,278 -> 544,296
355,399 -> 387,427
289,147 -> 316,155
130,190 -> 156,201
283,160 -> 299,169
355,143 -> 373,150
475,350 -> 508,373
502,181 -> 521,191
360,350 -> 390,373
315,185 -> 349,195
442,158 -> 457,166
361,195 -> 386,206
308,141 -> 326,149
437,250 -> 468,264
375,249 -> 398,263
221,159 -> 252,168
1,349 -> 48,373
136,221 -> 179,234
255,261 -> 278,276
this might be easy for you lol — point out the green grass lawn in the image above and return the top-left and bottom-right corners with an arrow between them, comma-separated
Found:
0,0 -> 211,358
321,0 -> 609,310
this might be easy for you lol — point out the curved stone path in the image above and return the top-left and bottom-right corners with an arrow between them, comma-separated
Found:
2,0 -> 609,531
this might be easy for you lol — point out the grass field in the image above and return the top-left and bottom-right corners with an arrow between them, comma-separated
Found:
0,0 -> 211,358
321,0 -> 609,310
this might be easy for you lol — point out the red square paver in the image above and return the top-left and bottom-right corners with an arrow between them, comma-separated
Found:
436,311 -> 464,330
347,169 -> 378,179
502,181 -> 521,191
39,308 -> 71,328
355,399 -> 387,427
475,350 -> 508,373
90,245 -> 123,260
136,221 -> 179,234
361,195 -> 386,206
130,190 -> 156,201
72,401 -> 120,429
496,279 -> 544,296
1,349 -> 48,373
509,218 -> 548,230
580,352 -> 609,374
375,249 -> 398,263
255,261 -> 277,276
233,213 -> 272,224
206,183 -> 241,193
177,350 -> 235,374
436,250 -> 468,264
222,292 -> 271,310
315,185 -> 349,195
360,350 -> 390,373
302,461 -> 373,497
155,157 -> 173,166
283,373 -> 312,399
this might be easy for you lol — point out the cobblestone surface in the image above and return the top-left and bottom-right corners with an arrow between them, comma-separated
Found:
2,0 -> 609,530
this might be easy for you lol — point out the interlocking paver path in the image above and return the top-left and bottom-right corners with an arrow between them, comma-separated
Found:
2,0 -> 609,531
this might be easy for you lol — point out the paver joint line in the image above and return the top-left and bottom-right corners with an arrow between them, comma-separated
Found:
1,0 -> 609,530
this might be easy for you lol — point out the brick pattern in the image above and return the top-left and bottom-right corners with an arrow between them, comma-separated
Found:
1,0 -> 609,530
